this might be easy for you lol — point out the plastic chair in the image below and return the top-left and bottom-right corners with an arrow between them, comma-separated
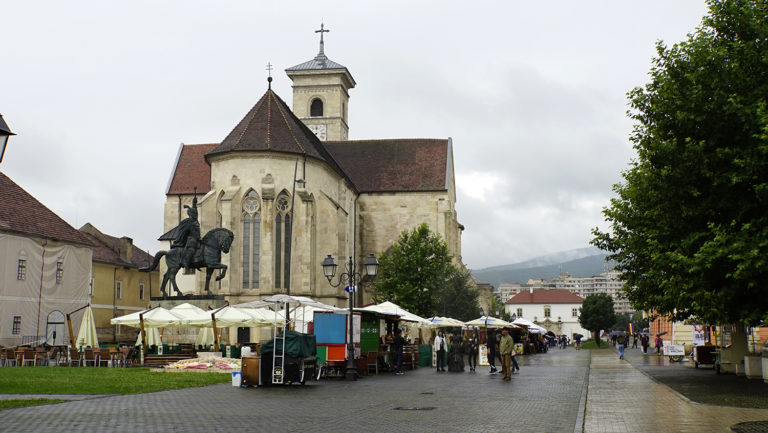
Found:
34,348 -> 48,366
366,351 -> 378,375
69,348 -> 81,367
1,348 -> 16,367
21,349 -> 36,366
82,349 -> 98,367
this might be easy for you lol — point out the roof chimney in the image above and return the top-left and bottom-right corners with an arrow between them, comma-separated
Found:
119,237 -> 133,262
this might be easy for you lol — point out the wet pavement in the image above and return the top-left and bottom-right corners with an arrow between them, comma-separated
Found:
622,346 -> 768,409
1,346 -> 767,432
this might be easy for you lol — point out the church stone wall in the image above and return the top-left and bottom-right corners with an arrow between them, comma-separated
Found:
179,153 -> 356,308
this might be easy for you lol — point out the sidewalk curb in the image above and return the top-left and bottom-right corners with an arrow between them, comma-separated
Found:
573,350 -> 591,433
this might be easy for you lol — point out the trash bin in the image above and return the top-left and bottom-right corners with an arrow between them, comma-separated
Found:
231,371 -> 242,387
762,347 -> 768,383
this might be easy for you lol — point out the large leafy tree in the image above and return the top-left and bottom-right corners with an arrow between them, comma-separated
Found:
372,223 -> 453,317
592,0 -> 768,325
579,294 -> 616,347
439,267 -> 480,321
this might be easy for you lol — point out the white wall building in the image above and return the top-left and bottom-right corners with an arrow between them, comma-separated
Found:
505,288 -> 589,339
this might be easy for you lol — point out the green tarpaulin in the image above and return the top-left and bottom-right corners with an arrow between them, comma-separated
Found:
261,330 -> 317,358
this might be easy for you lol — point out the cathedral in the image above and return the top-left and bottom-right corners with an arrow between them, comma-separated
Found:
161,27 -> 464,309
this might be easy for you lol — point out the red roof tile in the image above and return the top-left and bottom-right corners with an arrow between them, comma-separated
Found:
0,172 -> 94,246
506,289 -> 584,304
325,139 -> 449,192
206,90 -> 350,183
79,224 -> 154,268
166,143 -> 217,195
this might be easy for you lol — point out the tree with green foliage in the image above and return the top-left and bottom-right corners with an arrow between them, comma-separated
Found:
439,267 -> 480,321
592,0 -> 768,326
579,294 -> 616,347
372,223 -> 453,317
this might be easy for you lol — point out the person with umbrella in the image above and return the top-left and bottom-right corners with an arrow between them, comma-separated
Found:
574,333 -> 583,350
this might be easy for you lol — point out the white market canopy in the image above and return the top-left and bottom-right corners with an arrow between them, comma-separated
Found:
235,294 -> 346,313
465,315 -> 516,328
357,301 -> 433,327
511,317 -> 548,334
110,307 -> 184,328
168,302 -> 206,319
428,316 -> 466,327
184,306 -> 284,328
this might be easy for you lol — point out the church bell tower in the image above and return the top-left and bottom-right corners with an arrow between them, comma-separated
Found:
285,23 -> 356,141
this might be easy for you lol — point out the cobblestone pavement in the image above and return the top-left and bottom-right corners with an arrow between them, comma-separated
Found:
623,346 -> 768,409
0,349 -> 589,433
584,348 -> 768,433
3,347 -> 768,432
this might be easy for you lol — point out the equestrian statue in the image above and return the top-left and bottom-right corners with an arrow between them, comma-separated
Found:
141,191 -> 234,297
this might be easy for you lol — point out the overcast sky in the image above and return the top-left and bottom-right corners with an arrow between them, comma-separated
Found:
1,1 -> 709,269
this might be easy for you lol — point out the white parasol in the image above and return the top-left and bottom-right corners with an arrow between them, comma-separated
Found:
75,306 -> 99,349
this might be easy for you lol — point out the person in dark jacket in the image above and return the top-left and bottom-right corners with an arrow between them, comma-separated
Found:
393,328 -> 405,375
466,331 -> 479,372
487,330 -> 499,374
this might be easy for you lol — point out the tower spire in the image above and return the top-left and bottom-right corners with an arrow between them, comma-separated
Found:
315,22 -> 330,62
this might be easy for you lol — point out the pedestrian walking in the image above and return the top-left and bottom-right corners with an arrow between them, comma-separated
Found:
487,329 -> 499,374
617,333 -> 627,360
641,334 -> 649,353
499,328 -> 514,381
393,328 -> 405,375
466,331 -> 479,372
434,331 -> 447,372
655,336 -> 663,355
632,334 -> 638,349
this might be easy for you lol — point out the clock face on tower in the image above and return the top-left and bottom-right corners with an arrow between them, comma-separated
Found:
308,124 -> 327,140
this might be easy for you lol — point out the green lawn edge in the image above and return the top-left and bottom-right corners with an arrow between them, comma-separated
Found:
0,398 -> 67,410
0,367 -> 231,395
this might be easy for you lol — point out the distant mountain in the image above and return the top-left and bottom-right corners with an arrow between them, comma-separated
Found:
470,247 -> 613,288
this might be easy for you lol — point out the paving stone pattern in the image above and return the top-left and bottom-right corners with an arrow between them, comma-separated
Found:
0,349 -> 589,433
3,347 -> 768,432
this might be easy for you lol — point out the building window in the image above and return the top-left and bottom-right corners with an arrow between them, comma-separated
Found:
242,190 -> 261,289
544,306 -> 551,318
17,259 -> 26,280
55,261 -> 64,284
12,316 -> 21,335
274,192 -> 292,290
116,280 -> 122,299
516,308 -> 523,317
139,282 -> 145,300
572,308 -> 579,317
310,98 -> 323,117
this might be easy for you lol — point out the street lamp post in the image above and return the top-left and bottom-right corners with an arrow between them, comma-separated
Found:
321,253 -> 379,381
0,114 -> 16,164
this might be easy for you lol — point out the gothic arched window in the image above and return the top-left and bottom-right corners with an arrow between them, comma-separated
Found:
274,192 -> 292,289
242,190 -> 261,289
310,98 -> 323,117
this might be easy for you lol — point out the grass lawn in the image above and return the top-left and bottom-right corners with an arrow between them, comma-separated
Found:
579,340 -> 610,350
0,399 -> 67,409
0,367 -> 230,395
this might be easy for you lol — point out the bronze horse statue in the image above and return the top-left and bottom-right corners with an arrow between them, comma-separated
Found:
142,227 -> 234,296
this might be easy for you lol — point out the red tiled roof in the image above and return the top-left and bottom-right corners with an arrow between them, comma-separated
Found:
79,225 -> 154,268
206,90 -> 350,182
0,172 -> 94,246
325,139 -> 449,193
166,91 -> 450,196
506,289 -> 584,304
166,143 -> 217,195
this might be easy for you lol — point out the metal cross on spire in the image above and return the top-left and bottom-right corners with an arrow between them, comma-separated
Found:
266,62 -> 273,89
315,22 -> 329,57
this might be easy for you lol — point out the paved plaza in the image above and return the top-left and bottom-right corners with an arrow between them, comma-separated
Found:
1,347 -> 768,433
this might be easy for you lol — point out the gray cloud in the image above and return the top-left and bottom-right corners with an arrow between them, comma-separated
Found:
0,1 -> 708,269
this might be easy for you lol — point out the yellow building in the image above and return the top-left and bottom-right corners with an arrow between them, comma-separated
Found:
79,223 -> 159,344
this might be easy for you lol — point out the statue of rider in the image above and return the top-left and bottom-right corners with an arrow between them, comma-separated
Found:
173,188 -> 200,272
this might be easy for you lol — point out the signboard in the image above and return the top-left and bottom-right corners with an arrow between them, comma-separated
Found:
663,344 -> 685,356
345,285 -> 356,293
692,325 -> 705,347
479,344 -> 489,366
